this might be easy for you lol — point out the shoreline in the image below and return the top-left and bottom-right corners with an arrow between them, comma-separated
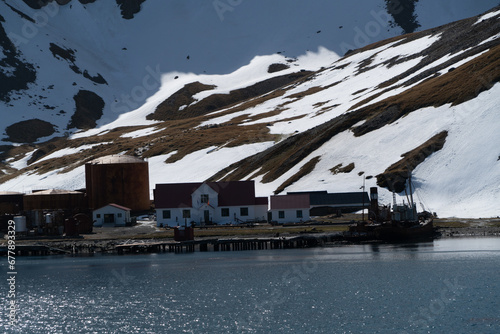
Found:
2,221 -> 500,256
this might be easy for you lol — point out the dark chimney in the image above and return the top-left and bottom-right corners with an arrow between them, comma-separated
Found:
370,187 -> 379,219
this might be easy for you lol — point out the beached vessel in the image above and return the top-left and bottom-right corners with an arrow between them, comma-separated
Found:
345,184 -> 436,242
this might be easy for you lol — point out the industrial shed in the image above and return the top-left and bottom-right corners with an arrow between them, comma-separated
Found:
22,189 -> 90,234
23,189 -> 87,211
0,191 -> 24,214
85,155 -> 150,212
289,191 -> 370,216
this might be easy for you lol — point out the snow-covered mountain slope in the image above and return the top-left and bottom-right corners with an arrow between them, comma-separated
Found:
0,0 -> 498,142
1,1 -> 500,218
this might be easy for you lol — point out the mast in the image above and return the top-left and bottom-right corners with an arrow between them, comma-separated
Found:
408,172 -> 414,209
408,171 -> 417,220
361,176 -> 365,221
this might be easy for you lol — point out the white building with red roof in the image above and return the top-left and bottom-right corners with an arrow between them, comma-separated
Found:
270,191 -> 370,223
92,203 -> 132,227
269,193 -> 311,224
154,181 -> 268,227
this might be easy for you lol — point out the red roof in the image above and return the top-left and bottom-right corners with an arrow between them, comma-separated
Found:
96,203 -> 131,211
154,181 -> 259,208
270,194 -> 310,210
255,197 -> 269,206
207,181 -> 256,206
154,183 -> 201,208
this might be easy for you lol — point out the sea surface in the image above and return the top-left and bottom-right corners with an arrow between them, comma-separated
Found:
2,238 -> 500,334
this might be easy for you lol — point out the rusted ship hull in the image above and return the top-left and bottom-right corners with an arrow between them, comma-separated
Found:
344,219 -> 436,242
373,219 -> 436,241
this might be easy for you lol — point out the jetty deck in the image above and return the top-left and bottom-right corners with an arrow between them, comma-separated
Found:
1,233 -> 345,256
0,244 -> 70,256
114,234 -> 343,254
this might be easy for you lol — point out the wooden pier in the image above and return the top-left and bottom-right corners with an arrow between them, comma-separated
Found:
1,234 -> 344,256
0,245 -> 70,256
114,234 -> 342,254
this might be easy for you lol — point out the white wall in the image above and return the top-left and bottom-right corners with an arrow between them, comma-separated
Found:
93,206 -> 130,227
191,184 -> 219,208
255,204 -> 268,222
269,208 -> 310,224
156,205 -> 261,227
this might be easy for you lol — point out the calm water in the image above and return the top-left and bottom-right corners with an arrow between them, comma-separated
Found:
2,238 -> 500,334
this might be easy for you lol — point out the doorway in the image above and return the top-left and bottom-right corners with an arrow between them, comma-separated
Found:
104,214 -> 114,224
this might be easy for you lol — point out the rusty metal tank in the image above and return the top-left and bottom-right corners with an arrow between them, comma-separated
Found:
85,155 -> 150,211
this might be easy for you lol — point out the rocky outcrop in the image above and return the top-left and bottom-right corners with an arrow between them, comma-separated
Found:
22,0 -> 97,9
376,131 -> 448,192
385,0 -> 421,34
116,0 -> 146,19
67,90 -> 105,129
0,15 -> 36,103
49,43 -> 107,84
148,71 -> 312,121
21,0 -> 144,20
4,119 -> 56,143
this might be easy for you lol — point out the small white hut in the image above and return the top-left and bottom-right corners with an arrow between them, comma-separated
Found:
93,203 -> 131,227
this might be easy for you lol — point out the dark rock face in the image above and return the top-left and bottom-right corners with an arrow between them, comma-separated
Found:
376,131 -> 448,192
21,0 -> 144,20
268,63 -> 290,73
68,90 -> 105,129
21,0 -> 97,9
49,43 -> 107,84
115,0 -> 146,19
148,71 -> 312,121
0,15 -> 37,103
28,144 -> 57,164
385,0 -> 421,34
147,82 -> 216,121
49,42 -> 76,63
4,119 -> 56,143
83,70 -> 108,85
20,0 -> 51,9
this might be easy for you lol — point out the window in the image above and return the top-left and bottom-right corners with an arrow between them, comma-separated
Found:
182,210 -> 191,219
278,211 -> 285,219
117,213 -> 122,218
96,214 -> 101,218
201,194 -> 209,204
162,210 -> 171,219
296,210 -> 303,218
240,207 -> 249,216
221,208 -> 230,217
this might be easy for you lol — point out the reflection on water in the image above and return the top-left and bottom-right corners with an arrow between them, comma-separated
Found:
2,238 -> 499,333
